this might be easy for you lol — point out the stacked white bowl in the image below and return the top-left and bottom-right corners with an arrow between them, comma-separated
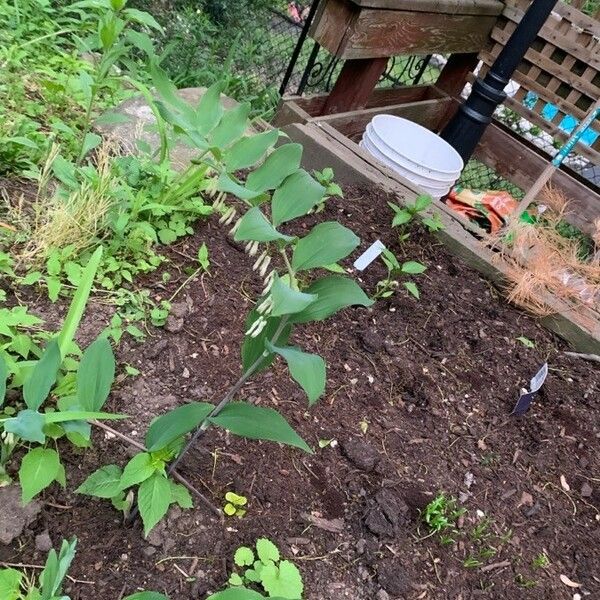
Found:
359,115 -> 464,199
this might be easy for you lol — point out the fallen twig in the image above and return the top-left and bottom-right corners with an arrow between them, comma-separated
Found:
481,560 -> 511,572
91,421 -> 223,520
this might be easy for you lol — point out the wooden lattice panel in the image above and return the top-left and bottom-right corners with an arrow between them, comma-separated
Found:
479,0 -> 600,165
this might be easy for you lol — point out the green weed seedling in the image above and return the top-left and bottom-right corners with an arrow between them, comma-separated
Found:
374,248 -> 426,300
228,538 -> 304,599
532,552 -> 550,569
224,491 -> 248,517
0,538 -> 77,600
388,194 -> 443,241
422,493 -> 466,544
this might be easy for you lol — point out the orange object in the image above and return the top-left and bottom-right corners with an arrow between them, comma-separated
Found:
447,188 -> 519,233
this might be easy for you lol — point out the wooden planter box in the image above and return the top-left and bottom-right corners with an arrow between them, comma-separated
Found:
311,0 -> 503,58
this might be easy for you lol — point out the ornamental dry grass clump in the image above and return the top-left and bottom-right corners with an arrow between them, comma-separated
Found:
20,142 -> 117,265
493,186 -> 600,315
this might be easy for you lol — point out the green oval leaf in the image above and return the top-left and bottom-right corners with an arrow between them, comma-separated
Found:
209,402 -> 311,453
266,343 -> 326,406
210,102 -> 251,148
234,207 -> 294,243
400,261 -> 427,274
120,453 -> 156,490
246,144 -> 303,193
4,409 -> 46,443
23,339 -> 61,410
19,447 -> 61,503
77,337 -> 115,411
270,277 -> 317,317
145,402 -> 215,452
76,464 -> 123,498
138,472 -> 171,536
291,222 -> 359,272
291,276 -> 373,323
226,130 -> 279,171
271,170 -> 325,227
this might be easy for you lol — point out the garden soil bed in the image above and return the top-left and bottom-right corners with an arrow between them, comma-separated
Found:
1,186 -> 599,600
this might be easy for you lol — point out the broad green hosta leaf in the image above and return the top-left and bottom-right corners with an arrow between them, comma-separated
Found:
195,82 -> 225,135
19,447 -> 62,503
4,409 -> 46,443
76,465 -> 123,498
209,402 -> 311,453
271,170 -> 325,227
57,246 -> 103,358
76,337 -> 115,411
123,593 -> 169,600
270,277 -> 317,317
226,130 -> 279,171
138,472 -> 171,536
246,144 -> 303,192
267,343 -> 326,406
39,538 -> 77,600
216,173 -> 264,203
145,402 -> 215,452
151,65 -> 194,118
169,481 -> 193,509
241,312 -> 292,373
0,354 -> 7,406
234,207 -> 294,243
23,340 -> 61,411
210,102 -> 251,148
291,276 -> 374,323
206,589 -> 277,600
261,560 -> 303,599
291,222 -> 359,272
0,567 -> 22,600
120,452 -> 156,490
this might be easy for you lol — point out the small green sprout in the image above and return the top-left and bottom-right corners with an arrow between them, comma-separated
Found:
422,493 -> 465,544
532,552 -> 550,569
516,336 -> 535,348
224,491 -> 247,517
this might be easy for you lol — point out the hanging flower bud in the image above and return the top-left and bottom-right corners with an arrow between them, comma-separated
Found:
258,255 -> 271,278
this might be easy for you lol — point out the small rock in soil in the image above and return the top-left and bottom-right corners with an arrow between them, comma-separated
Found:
358,330 -> 384,353
378,560 -> 410,596
365,507 -> 394,537
35,531 -> 53,553
145,338 -> 169,359
581,482 -> 593,497
170,301 -> 190,319
165,316 -> 184,333
376,590 -> 391,600
341,439 -> 380,472
0,486 -> 41,544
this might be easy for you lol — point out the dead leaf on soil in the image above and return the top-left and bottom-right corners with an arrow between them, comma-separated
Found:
517,491 -> 534,507
559,574 -> 581,588
302,512 -> 344,533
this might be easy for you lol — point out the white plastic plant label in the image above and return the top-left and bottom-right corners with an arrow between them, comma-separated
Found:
353,240 -> 386,271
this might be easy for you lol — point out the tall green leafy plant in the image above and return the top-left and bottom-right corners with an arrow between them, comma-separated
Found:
0,247 -> 125,502
0,538 -> 77,600
78,72 -> 373,535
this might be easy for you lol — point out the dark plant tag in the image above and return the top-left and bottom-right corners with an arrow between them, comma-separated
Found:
511,363 -> 548,416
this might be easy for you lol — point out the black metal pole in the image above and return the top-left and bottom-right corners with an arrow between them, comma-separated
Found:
440,0 -> 558,163
279,0 -> 321,96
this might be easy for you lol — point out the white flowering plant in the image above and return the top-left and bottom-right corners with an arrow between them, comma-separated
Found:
77,68 -> 374,536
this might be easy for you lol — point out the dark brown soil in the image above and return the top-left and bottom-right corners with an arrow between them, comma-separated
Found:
1,186 -> 599,600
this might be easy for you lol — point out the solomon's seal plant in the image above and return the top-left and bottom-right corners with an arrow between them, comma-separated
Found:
78,69 -> 373,536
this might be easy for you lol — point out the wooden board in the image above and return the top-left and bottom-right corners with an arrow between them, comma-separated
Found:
312,96 -> 453,138
311,0 -> 498,58
283,121 -> 600,353
348,0 -> 502,15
